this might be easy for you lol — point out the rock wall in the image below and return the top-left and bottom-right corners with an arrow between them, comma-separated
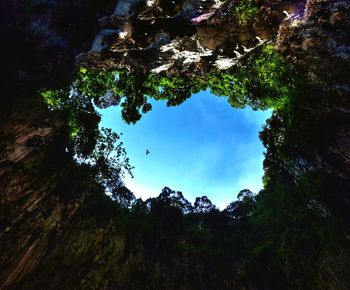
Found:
76,0 -> 297,73
0,0 -> 113,288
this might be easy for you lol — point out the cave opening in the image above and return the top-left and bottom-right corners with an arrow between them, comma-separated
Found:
98,90 -> 272,208
2,0 -> 350,288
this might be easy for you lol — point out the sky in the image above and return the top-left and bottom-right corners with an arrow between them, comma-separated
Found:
98,90 -> 271,209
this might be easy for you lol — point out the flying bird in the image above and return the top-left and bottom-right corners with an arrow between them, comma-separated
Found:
146,150 -> 150,155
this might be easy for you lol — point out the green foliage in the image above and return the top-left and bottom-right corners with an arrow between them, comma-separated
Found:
42,44 -> 295,131
73,67 -> 118,100
40,69 -> 134,202
145,74 -> 206,105
88,127 -> 134,193
233,0 -> 259,25
253,44 -> 296,108
41,89 -> 63,110
64,68 -> 204,124
208,44 -> 296,110
248,171 -> 339,288
207,71 -> 250,108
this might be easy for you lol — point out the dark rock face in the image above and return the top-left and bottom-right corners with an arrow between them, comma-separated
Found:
0,101 -> 82,289
274,2 -> 350,288
276,0 -> 350,188
76,0 -> 295,73
0,1 -> 113,289
1,0 -> 350,289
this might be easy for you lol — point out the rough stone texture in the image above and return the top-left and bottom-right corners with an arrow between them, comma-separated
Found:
275,1 -> 350,288
276,0 -> 350,182
76,0 -> 296,73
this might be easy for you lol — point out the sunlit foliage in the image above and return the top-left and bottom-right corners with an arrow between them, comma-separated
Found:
86,127 -> 134,189
233,0 -> 259,25
40,70 -> 134,194
208,44 -> 296,110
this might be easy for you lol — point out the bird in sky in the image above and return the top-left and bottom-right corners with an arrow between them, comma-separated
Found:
146,149 -> 150,155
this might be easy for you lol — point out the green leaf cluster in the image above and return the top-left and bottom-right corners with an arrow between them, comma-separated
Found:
208,44 -> 296,110
233,0 -> 259,25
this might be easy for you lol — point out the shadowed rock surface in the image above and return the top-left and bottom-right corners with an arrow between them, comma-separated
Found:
76,0 -> 303,73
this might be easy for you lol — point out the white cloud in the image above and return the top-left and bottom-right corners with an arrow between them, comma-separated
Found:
123,175 -> 160,200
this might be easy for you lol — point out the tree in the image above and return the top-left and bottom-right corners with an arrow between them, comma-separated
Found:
112,186 -> 136,208
158,187 -> 193,214
193,196 -> 216,213
224,189 -> 255,220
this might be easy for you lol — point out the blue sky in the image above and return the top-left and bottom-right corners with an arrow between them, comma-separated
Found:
98,90 -> 271,209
